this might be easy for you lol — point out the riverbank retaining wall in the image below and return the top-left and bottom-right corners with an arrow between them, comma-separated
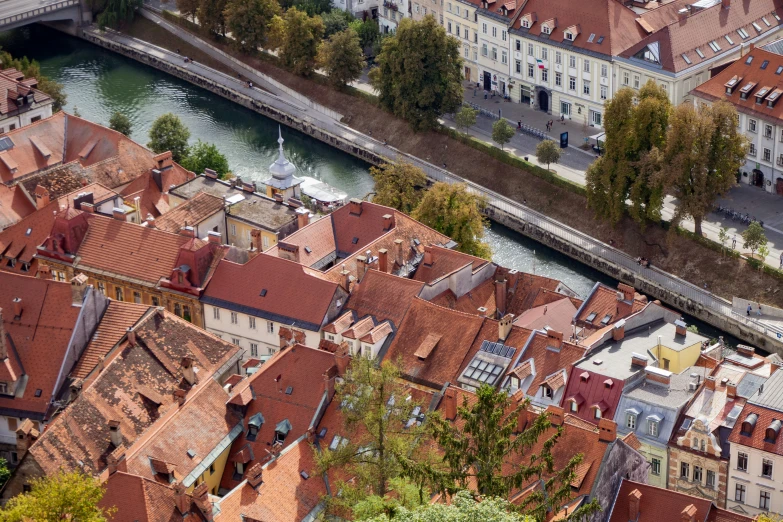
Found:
78,28 -> 783,355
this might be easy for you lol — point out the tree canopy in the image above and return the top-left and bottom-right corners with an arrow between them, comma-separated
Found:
223,0 -> 280,52
176,0 -> 199,20
370,17 -> 462,130
536,140 -> 561,170
147,113 -> 191,163
492,119 -> 515,151
319,28 -> 366,88
93,0 -> 141,28
109,111 -> 132,137
0,471 -> 113,522
181,140 -> 230,177
350,18 -> 380,54
412,182 -> 491,259
742,221 -> 767,259
371,161 -> 427,214
322,9 -> 354,37
269,8 -> 325,76
197,0 -> 228,36
360,490 -> 534,521
454,106 -> 477,135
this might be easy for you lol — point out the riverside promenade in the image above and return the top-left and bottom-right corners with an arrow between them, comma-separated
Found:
81,21 -> 783,353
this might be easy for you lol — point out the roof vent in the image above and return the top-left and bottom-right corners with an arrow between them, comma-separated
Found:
593,359 -> 603,365
285,386 -> 293,395
300,471 -> 310,480
187,449 -> 196,458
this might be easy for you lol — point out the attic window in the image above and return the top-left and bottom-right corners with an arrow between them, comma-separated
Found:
25,228 -> 31,236
762,60 -> 770,70
304,246 -> 312,254
521,18 -> 529,28
763,16 -> 771,27
542,25 -> 550,35
564,31 -> 573,41
725,35 -> 734,45
34,389 -> 42,397
329,435 -> 346,450
776,66 -> 783,75
776,13 -> 782,22
600,314 -> 612,325
708,41 -> 721,52
741,413 -> 758,436
585,312 -> 598,322
274,419 -> 292,443
351,237 -> 359,244
695,48 -> 705,59
752,22 -> 762,33
260,289 -> 267,297
587,33 -> 595,43
597,36 -> 604,44
682,53 -> 692,65
300,471 -> 310,480
738,27 -> 750,39
765,420 -> 781,443
745,56 -> 754,64
285,386 -> 293,395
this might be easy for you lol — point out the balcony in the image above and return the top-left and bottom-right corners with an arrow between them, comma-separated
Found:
384,0 -> 399,10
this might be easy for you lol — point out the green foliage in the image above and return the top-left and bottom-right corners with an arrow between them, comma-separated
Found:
0,459 -> 9,490
718,226 -> 729,254
322,9 -> 354,37
370,17 -> 462,130
412,182 -> 491,259
72,106 -> 81,118
360,490 -> 533,521
319,28 -> 366,88
663,101 -> 747,236
95,0 -> 141,28
371,162 -> 427,214
491,119 -> 515,150
181,140 -> 230,177
0,471 -> 113,522
291,0 -> 333,16
585,81 -> 670,227
350,18 -> 380,53
147,113 -> 191,163
197,0 -> 228,36
742,221 -> 767,259
353,477 -> 430,520
417,385 -> 598,521
269,8 -> 325,76
176,0 -> 199,20
0,51 -> 66,112
108,111 -> 132,137
536,140 -> 561,170
454,106 -> 477,135
223,0 -> 280,51
315,357 -> 436,518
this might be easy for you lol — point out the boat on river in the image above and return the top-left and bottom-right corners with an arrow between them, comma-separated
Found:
299,176 -> 348,210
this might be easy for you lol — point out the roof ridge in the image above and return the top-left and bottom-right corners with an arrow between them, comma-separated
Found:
412,295 -> 489,320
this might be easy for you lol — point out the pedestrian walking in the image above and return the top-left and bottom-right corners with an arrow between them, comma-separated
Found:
758,304 -> 763,316
779,251 -> 782,268
747,304 -> 752,316
732,235 -> 737,250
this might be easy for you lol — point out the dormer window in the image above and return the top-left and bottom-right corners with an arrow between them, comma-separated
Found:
740,413 -> 758,436
542,25 -> 550,35
541,385 -> 553,399
569,399 -> 578,412
724,75 -> 741,94
274,419 -> 292,443
247,413 -> 264,442
604,379 -> 613,389
522,18 -> 529,28
740,82 -> 757,100
564,31 -> 573,40
626,408 -> 639,429
0,382 -> 7,395
765,419 -> 781,443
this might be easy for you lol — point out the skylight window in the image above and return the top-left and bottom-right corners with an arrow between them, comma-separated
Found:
304,246 -> 312,254
587,33 -> 595,43
25,228 -> 32,236
351,237 -> 359,244
776,13 -> 781,22
762,60 -> 770,69
695,48 -> 705,59
260,289 -> 267,297
682,53 -> 692,65
738,27 -> 750,39
708,41 -> 721,52
601,314 -> 612,325
763,17 -> 771,27
586,312 -> 598,322
776,66 -> 783,75
746,55 -> 754,64
752,22 -> 763,32
725,35 -> 734,45
597,36 -> 604,44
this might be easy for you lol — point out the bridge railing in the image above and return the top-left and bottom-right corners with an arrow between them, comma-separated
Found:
0,0 -> 79,27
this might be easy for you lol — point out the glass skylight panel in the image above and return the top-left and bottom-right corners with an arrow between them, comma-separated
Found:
708,41 -> 720,52
587,33 -> 595,43
682,53 -> 692,64
738,27 -> 750,39
752,22 -> 763,32
695,48 -> 705,59
762,60 -> 770,69
776,66 -> 783,75
763,16 -> 771,26
725,35 -> 734,45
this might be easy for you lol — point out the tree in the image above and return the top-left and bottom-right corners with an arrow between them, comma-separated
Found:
0,459 -> 9,489
176,0 -> 200,20
369,17 -> 463,130
371,162 -> 427,214
319,28 -> 366,88
585,81 -> 671,226
315,357 -> 435,517
0,52 -> 66,112
663,101 -> 747,236
0,471 -> 114,521
148,113 -> 191,163
291,0 -> 333,16
718,226 -> 729,255
197,0 -> 229,36
412,182 -> 491,259
454,106 -> 477,135
492,119 -> 515,151
269,8 -> 325,76
360,490 -> 533,521
536,140 -> 561,170
742,221 -> 767,260
109,111 -> 132,137
181,140 -> 230,177
758,244 -> 771,271
322,9 -> 353,38
95,0 -> 141,28
350,18 -> 380,54
417,385 -> 598,522
37,76 -> 67,113
223,0 -> 280,52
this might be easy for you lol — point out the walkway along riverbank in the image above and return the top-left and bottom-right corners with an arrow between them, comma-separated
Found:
77,26 -> 783,354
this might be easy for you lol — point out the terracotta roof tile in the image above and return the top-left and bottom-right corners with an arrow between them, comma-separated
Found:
322,311 -> 354,334
265,216 -> 335,266
0,69 -> 51,117
0,183 -> 35,230
576,283 -> 647,330
411,245 -> 488,284
728,401 -> 783,455
341,316 -> 375,340
346,269 -> 424,327
152,193 -> 224,234
360,321 -> 393,344
99,471 -> 208,522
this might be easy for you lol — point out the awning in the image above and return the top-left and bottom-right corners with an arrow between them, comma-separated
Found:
589,132 -> 605,143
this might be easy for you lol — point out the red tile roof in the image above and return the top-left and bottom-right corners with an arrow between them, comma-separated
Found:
383,298 -> 485,389
513,297 -> 579,334
220,345 -> 337,491
560,368 -> 625,424
0,272 -> 81,417
99,472 -> 208,522
576,283 -> 647,330
121,166 -> 195,220
728,401 -> 783,455
0,68 -> 51,117
0,183 -> 35,230
412,245 -> 488,284
203,254 -> 345,331
345,269 -> 424,327
152,193 -> 224,234
508,331 -> 587,396
265,215 -> 335,266
0,113 -> 64,183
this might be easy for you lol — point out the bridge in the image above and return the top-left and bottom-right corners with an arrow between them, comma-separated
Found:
0,0 -> 82,32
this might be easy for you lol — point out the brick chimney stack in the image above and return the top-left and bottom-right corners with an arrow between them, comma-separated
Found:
0,308 -> 5,361
442,386 -> 458,421
546,405 -> 565,426
181,357 -> 196,385
340,265 -> 351,292
704,375 -> 716,391
246,463 -> 264,488
348,198 -> 363,215
174,389 -> 187,406
107,444 -> 127,475
207,231 -> 221,245
598,418 -> 617,442
335,342 -> 351,375
12,297 -> 22,320
681,504 -> 697,522
108,420 -> 123,447
296,207 -> 309,229
631,352 -> 648,368
203,168 -> 218,180
498,313 -> 514,341
192,482 -> 213,521
628,489 -> 642,521
612,319 -> 626,341
173,482 -> 190,514
394,239 -> 404,267
495,278 -> 507,318
727,381 -> 737,399
126,327 -> 136,347
112,208 -> 126,221
423,247 -> 433,266
378,248 -> 388,273
382,213 -> 394,231
34,185 -> 50,209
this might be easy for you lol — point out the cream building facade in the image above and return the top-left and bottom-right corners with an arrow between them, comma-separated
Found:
443,0 -> 480,81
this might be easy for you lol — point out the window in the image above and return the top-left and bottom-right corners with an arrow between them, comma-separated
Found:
564,31 -> 573,41
648,420 -> 658,437
231,338 -> 240,346
594,408 -> 601,420
447,2 -> 451,11
626,413 -> 637,430
151,296 -> 159,307
569,76 -> 576,90
738,27 -> 749,39
726,34 -> 734,45
501,30 -> 506,41
464,28 -> 468,39
762,458 -> 773,478
538,67 -> 548,82
174,303 -> 181,317
543,386 -> 553,399
561,101 -> 571,115
749,143 -> 757,156
601,64 -> 607,77
633,75 -> 640,89
541,48 -> 547,61
454,5 -> 458,14
55,271 -> 65,282
482,43 -> 487,56
267,321 -> 274,333
213,307 -> 220,320
760,490 -> 771,510
706,470 -> 716,488
528,64 -> 534,78
764,148 -> 772,162
515,40 -> 521,51
492,47 -> 497,60
693,466 -> 703,483
651,458 -> 661,476
98,282 -> 105,295
249,316 -> 256,329
542,25 -> 550,35
584,59 -> 590,73
250,343 -> 258,357
583,80 -> 590,95
570,400 -> 577,412
555,51 -> 561,64
448,21 -> 452,33
555,72 -> 562,86
600,85 -> 607,100
521,18 -> 529,28
708,40 -> 721,52
482,22 -> 487,34
492,26 -> 497,37
115,287 -> 124,301
623,71 -> 630,85
230,224 -> 237,236
569,55 -> 576,68
516,60 -> 521,73
501,50 -> 507,64
737,452 -> 748,472
736,483 -> 746,503
765,124 -> 773,138
528,43 -> 534,56
230,312 -> 238,324
133,291 -> 141,304
662,358 -> 670,370
473,48 -> 478,60
680,462 -> 689,479
682,53 -> 692,65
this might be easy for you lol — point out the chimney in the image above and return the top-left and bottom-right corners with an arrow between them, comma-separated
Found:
108,420 -> 123,447
335,342 -> 351,376
628,489 -> 642,521
173,482 -> 190,514
15,420 -> 40,460
296,207 -> 309,229
192,482 -> 212,520
498,313 -> 514,341
34,185 -> 50,209
242,182 -> 256,193
246,463 -> 264,488
80,202 -> 95,213
495,278 -> 507,318
107,445 -> 127,475
546,329 -> 564,350
675,319 -> 687,337
112,207 -> 126,221
69,378 -> 83,402
394,238 -> 404,266
704,375 -> 716,391
12,298 -> 22,320
423,247 -> 433,266
0,309 -> 5,361
273,193 -> 284,204
736,344 -> 755,357
598,418 -> 617,442
721,0 -> 730,9
356,256 -> 368,280
681,504 -> 697,522
348,198 -> 363,215
174,389 -> 187,406
207,231 -> 221,245
727,381 -> 737,399
154,151 -> 173,171
70,273 -> 88,304
546,405 -> 565,427
442,387 -> 458,421
126,327 -> 136,347
340,265 -> 351,292
630,353 -> 648,368
382,213 -> 394,231
645,366 -> 672,387
181,357 -> 196,385
612,319 -> 626,341
618,283 -> 635,302
180,226 -> 195,238
203,168 -> 218,179
378,248 -> 388,273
